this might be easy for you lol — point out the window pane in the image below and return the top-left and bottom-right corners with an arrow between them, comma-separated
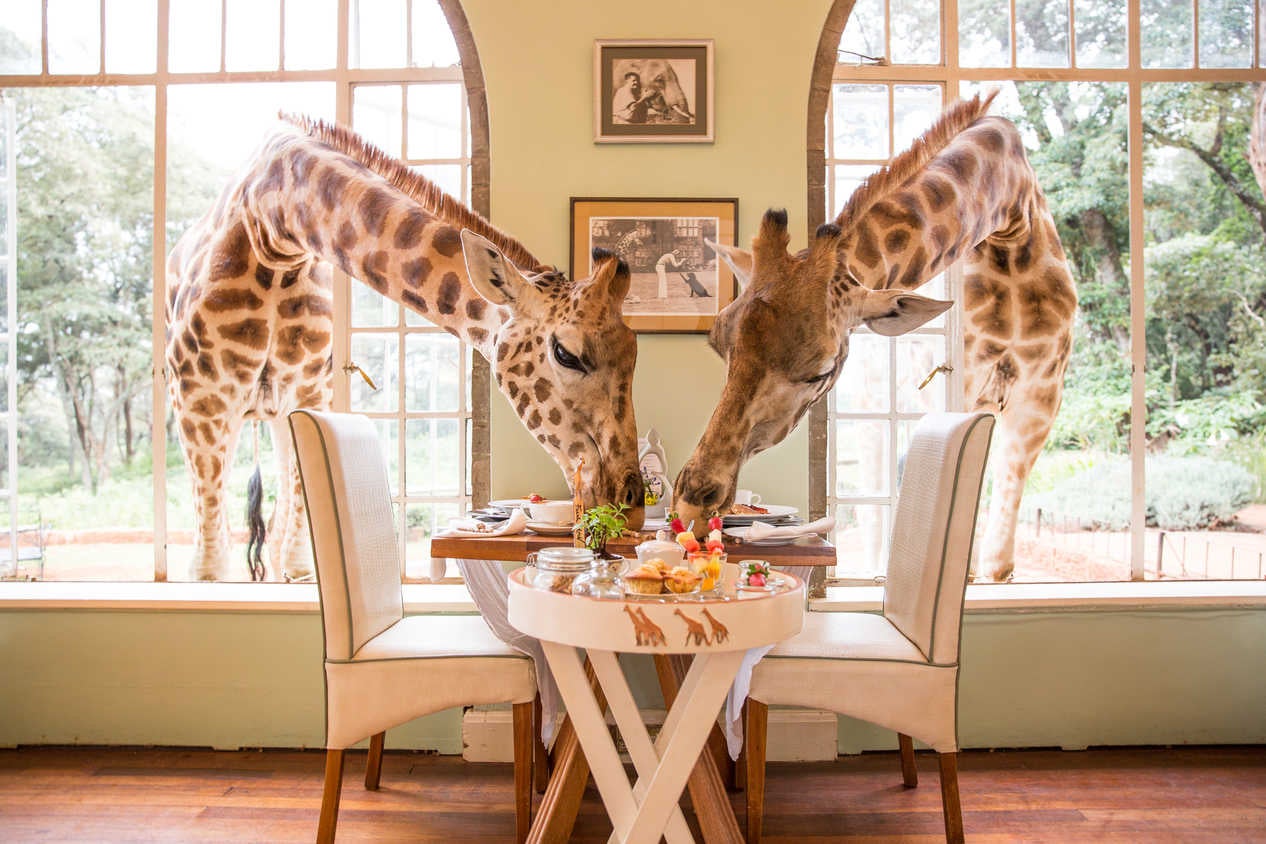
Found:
404,501 -> 458,578
839,0 -> 884,62
351,0 -> 407,69
0,1 -> 42,74
832,164 -> 877,216
351,333 -> 400,412
1141,0 -> 1194,68
959,0 -> 1012,66
12,87 -> 156,581
411,0 -> 459,67
226,0 -> 281,72
354,85 -> 403,157
373,418 -> 401,496
105,0 -> 156,74
353,280 -> 400,327
284,0 -> 337,70
47,0 -> 100,75
407,83 -> 463,159
834,332 -> 890,413
834,419 -> 890,497
1075,0 -> 1127,67
832,503 -> 889,578
168,0 -> 221,73
889,0 -> 941,64
413,163 -> 462,199
833,84 -> 888,159
893,84 -> 942,152
896,335 -> 948,413
1198,0 -> 1253,67
406,418 -> 460,495
1016,0 -> 1070,67
405,333 -> 461,412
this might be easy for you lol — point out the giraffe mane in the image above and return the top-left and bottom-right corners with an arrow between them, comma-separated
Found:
281,112 -> 548,272
834,89 -> 1000,227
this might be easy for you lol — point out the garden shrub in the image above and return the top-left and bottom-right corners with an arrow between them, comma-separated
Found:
1025,454 -> 1256,531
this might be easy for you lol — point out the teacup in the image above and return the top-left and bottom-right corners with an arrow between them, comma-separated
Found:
734,489 -> 762,507
527,500 -> 575,525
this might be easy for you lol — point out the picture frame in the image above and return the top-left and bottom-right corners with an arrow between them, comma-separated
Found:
570,197 -> 739,333
594,39 -> 714,143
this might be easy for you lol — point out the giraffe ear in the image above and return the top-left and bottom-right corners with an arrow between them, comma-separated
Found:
588,248 -> 631,312
461,229 -> 529,305
706,239 -> 754,290
860,289 -> 954,337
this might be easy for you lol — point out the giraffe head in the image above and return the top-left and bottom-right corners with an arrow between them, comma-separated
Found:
671,209 -> 951,530
461,231 -> 645,525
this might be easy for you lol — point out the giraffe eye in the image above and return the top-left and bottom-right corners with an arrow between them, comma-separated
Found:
551,337 -> 586,373
805,368 -> 835,385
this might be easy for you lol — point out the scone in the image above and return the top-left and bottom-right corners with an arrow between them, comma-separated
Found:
623,565 -> 664,595
663,566 -> 702,594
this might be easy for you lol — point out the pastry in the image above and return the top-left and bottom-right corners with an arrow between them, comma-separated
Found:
663,566 -> 702,594
623,565 -> 665,595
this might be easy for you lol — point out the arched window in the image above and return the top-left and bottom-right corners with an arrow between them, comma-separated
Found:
0,0 -> 489,583
812,0 -> 1266,583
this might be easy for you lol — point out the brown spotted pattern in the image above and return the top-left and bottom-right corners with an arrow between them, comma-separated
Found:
166,119 -> 644,582
675,95 -> 1077,582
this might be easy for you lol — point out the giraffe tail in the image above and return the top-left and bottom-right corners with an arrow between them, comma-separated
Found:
246,464 -> 266,582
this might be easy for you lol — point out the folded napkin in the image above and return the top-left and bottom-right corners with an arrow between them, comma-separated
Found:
437,507 -> 529,538
743,515 -> 835,542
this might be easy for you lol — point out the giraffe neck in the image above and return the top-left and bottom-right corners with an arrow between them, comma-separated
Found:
839,116 -> 1043,293
241,129 -> 506,356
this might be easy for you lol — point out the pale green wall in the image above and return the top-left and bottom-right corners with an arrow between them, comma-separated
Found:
2,0 -> 1264,755
468,0 -> 827,508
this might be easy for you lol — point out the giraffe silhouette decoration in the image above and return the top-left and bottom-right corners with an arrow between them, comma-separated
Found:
674,92 -> 1076,581
167,115 -> 644,582
674,609 -> 711,646
623,605 -> 666,647
700,608 -> 729,644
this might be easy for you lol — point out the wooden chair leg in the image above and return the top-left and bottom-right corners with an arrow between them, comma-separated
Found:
364,732 -> 385,790
317,748 -> 344,844
898,732 -> 918,787
744,700 -> 769,844
938,751 -> 964,844
532,694 -> 548,794
513,701 -> 534,844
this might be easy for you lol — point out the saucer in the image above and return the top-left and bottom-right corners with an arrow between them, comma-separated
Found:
526,521 -> 575,536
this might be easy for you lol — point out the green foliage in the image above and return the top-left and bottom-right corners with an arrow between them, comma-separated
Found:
1027,455 -> 1256,531
579,503 -> 629,554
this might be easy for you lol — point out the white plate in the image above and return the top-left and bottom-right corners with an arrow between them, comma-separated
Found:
526,521 -> 576,536
722,504 -> 799,525
489,498 -> 557,512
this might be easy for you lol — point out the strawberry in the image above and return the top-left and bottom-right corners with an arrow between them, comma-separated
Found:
669,514 -> 686,534
675,531 -> 700,553
708,514 -> 723,532
748,572 -> 766,588
528,493 -> 544,503
706,538 -> 724,553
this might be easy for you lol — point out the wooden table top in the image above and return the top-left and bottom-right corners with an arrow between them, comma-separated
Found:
430,530 -> 836,567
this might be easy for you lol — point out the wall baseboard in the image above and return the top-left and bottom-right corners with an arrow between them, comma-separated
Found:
462,707 -> 838,763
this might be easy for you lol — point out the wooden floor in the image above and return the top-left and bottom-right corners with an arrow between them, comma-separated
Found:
0,745 -> 1263,842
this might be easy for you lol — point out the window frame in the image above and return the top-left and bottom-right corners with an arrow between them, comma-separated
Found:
811,0 -> 1266,586
0,0 -> 491,583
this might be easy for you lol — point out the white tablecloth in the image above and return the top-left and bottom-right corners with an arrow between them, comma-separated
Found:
457,557 -> 813,757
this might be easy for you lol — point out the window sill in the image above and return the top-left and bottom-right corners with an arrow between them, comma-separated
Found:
812,580 -> 1266,612
1,578 -> 1263,614
0,581 -> 479,613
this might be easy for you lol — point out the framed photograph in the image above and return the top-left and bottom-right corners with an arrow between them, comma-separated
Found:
594,39 -> 714,143
570,197 -> 739,333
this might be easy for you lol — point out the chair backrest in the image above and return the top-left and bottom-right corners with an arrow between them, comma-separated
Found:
290,409 -> 404,661
882,412 -> 994,665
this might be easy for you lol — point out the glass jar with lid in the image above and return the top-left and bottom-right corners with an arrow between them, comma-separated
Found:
524,546 -> 594,593
570,555 -> 625,600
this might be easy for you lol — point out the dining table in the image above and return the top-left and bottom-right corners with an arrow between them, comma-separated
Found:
430,529 -> 836,844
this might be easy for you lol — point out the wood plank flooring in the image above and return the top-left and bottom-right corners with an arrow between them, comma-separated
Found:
0,745 -> 1263,842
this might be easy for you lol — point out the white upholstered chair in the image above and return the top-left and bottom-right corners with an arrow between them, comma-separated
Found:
289,409 -> 537,844
744,411 -> 995,844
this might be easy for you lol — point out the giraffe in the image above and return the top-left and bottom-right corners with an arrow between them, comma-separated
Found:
623,605 -> 666,646
673,92 -> 1077,582
166,115 -> 644,582
673,608 -> 710,646
700,607 -> 729,644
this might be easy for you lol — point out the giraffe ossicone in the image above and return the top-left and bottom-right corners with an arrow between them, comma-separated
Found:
166,115 -> 643,582
674,91 -> 1077,582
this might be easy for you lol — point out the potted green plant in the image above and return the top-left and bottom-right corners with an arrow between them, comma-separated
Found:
580,502 -> 630,563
